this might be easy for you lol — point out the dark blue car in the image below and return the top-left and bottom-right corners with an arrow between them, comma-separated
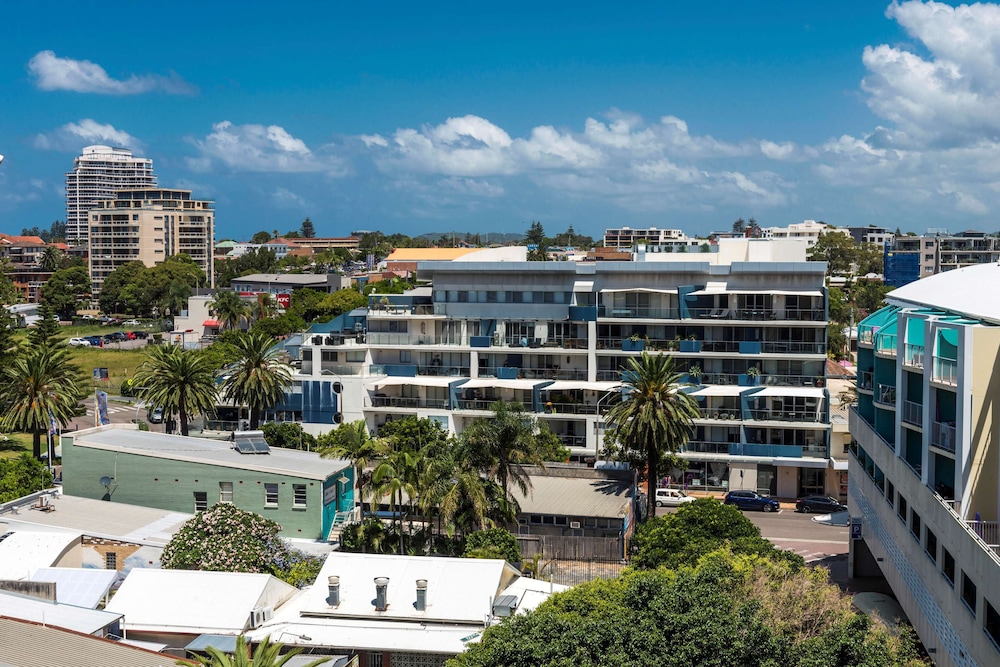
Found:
724,490 -> 780,512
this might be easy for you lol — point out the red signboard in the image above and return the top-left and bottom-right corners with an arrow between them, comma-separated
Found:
276,293 -> 290,309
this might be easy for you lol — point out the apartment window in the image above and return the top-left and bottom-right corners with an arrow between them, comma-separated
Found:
897,494 -> 907,522
925,529 -> 938,564
943,548 -> 956,586
264,483 -> 279,507
529,514 -> 542,524
105,552 -> 117,570
194,491 -> 208,512
554,516 -> 568,526
293,484 -> 307,508
962,572 -> 978,615
910,511 -> 921,541
220,482 -> 233,504
986,600 -> 1000,650
885,479 -> 895,507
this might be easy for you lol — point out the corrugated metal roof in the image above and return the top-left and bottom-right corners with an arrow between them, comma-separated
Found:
0,590 -> 122,635
0,616 -> 176,667
386,248 -> 481,261
0,531 -> 80,580
512,475 -> 632,518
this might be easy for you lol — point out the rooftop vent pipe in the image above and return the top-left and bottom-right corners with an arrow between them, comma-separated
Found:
374,577 -> 389,611
415,579 -> 428,611
327,575 -> 340,607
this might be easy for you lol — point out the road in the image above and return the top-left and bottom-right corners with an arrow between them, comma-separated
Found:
657,503 -> 849,564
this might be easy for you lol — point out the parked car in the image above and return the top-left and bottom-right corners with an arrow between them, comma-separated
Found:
121,319 -> 141,326
723,490 -> 781,513
67,337 -> 91,347
124,331 -> 137,340
148,406 -> 164,423
655,488 -> 696,507
103,332 -> 127,343
795,495 -> 848,514
130,330 -> 149,340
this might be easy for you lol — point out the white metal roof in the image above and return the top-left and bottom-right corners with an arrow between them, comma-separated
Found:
0,616 -> 173,667
460,378 -> 543,391
246,617 -> 478,655
688,385 -> 748,397
888,262 -> 1000,324
106,569 -> 298,635
0,531 -> 79,580
540,381 -> 621,392
70,425 -> 350,481
752,387 -> 825,398
372,376 -> 462,389
0,590 -> 122,635
31,567 -> 118,609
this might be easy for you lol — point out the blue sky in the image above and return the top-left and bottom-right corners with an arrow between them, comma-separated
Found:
2,1 -> 997,240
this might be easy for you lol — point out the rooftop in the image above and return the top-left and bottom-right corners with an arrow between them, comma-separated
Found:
888,262 -> 1000,324
31,567 -> 118,608
232,273 -> 334,285
386,248 -> 482,261
0,530 -> 79,580
69,425 -> 350,481
106,569 -> 298,636
0,616 -> 177,667
511,474 -> 632,519
0,590 -> 122,635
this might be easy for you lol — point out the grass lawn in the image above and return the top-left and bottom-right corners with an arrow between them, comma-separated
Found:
0,433 -> 36,460
69,346 -> 149,392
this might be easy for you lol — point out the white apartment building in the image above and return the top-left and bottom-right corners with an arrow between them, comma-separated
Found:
294,238 -> 838,500
88,188 -> 215,294
66,145 -> 157,246
603,226 -> 700,250
760,220 -> 849,246
850,263 -> 1000,667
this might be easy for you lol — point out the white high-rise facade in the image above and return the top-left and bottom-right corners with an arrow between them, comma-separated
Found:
65,145 -> 156,245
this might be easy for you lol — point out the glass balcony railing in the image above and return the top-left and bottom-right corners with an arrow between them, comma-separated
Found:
932,357 -> 958,385
901,400 -> 922,426
903,344 -> 924,368
746,409 -> 823,423
369,396 -> 449,409
857,325 -> 877,345
857,371 -> 874,391
875,333 -> 897,356
875,384 -> 896,407
930,420 -> 956,453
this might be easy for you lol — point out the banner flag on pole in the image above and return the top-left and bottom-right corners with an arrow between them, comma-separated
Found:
96,391 -> 111,426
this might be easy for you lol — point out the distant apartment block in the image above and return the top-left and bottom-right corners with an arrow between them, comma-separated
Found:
88,188 -> 215,294
295,238 -> 839,500
847,225 -> 895,246
850,263 -> 1000,667
760,220 -> 849,246
603,226 -> 700,250
884,230 -> 1000,288
66,145 -> 157,246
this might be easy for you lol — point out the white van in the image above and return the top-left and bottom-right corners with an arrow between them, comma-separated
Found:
655,488 -> 696,507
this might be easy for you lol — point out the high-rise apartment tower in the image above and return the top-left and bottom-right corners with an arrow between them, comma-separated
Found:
65,145 -> 156,245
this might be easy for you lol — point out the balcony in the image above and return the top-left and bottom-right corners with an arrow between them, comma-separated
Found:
696,407 -> 741,420
746,409 -> 823,423
857,370 -> 874,391
874,333 -> 897,356
930,420 -> 956,453
874,384 -> 896,407
370,396 -> 448,410
932,356 -> 958,385
455,399 -> 496,411
682,441 -> 730,454
542,402 -> 600,415
858,325 -> 876,346
686,308 -> 825,322
600,306 -> 679,319
901,400 -> 923,426
366,333 -> 463,346
416,365 -> 469,377
903,344 -> 924,368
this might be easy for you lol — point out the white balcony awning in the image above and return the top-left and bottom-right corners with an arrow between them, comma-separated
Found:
573,280 -> 594,292
371,376 -> 463,389
541,381 -> 621,393
688,281 -> 728,295
599,287 -> 677,294
688,385 -> 748,397
752,387 -> 825,398
461,378 -> 543,391
774,457 -> 829,468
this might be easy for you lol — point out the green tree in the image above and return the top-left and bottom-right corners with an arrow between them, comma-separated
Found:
216,248 -> 279,288
40,266 -> 91,319
0,454 -> 54,502
632,498 -> 804,570
807,232 -> 860,275
251,230 -> 273,244
525,221 -> 545,247
300,217 -> 316,238
261,422 -> 316,450
464,528 -> 521,563
370,447 -> 419,552
461,401 -> 546,504
285,288 -> 328,322
38,246 -> 63,272
732,217 -> 746,234
853,280 -> 891,316
98,261 -> 146,315
0,259 -> 22,306
315,288 -> 366,320
27,301 -> 60,347
604,352 -> 699,520
0,345 -> 87,459
250,293 -> 277,323
318,420 -> 387,506
182,634 -> 328,667
221,331 -> 293,429
210,290 -> 249,331
134,345 -> 219,436
250,312 -> 306,338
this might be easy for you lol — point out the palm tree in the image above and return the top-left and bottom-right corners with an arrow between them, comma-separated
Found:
210,290 -> 249,331
134,345 -> 219,436
370,447 -> 419,553
251,293 -> 277,323
222,331 -> 292,429
319,420 -> 387,506
181,634 -> 327,667
0,345 -> 87,459
605,352 -> 700,520
460,401 -> 544,503
39,246 -> 63,272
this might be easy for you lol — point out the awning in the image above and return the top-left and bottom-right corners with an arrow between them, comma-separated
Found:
724,289 -> 823,296
461,378 -> 544,391
372,377 -> 463,389
688,385 -> 749,397
774,457 -> 829,468
541,381 -> 621,392
600,287 -> 677,294
202,319 -> 220,327
831,459 -> 849,471
688,281 -> 728,295
573,280 -> 594,292
752,387 -> 825,398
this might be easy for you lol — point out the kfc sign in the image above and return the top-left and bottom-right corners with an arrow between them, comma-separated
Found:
276,293 -> 291,309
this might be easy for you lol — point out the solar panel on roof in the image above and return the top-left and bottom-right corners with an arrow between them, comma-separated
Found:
233,436 -> 270,454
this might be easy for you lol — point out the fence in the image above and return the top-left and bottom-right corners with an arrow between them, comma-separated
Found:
516,534 -> 626,585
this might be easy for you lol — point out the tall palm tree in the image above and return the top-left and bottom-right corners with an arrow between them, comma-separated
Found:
251,293 -> 277,323
222,331 -> 292,429
0,345 -> 87,459
210,290 -> 249,331
134,345 -> 219,436
370,447 -> 419,553
181,634 -> 327,667
39,246 -> 64,272
319,420 -> 387,506
461,401 -> 544,503
605,352 -> 700,520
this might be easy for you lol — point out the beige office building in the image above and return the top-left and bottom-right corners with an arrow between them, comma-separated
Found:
88,188 -> 215,294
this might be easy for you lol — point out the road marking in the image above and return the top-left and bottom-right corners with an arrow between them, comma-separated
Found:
763,536 -> 847,545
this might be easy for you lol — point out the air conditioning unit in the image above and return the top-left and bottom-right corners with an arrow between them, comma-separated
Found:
312,336 -> 323,345
325,336 -> 336,345
248,608 -> 264,629
570,521 -> 581,529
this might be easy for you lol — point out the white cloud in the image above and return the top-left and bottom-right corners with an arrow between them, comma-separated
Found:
28,50 -> 195,95
34,119 -> 142,152
188,121 -> 345,174
271,187 -> 308,209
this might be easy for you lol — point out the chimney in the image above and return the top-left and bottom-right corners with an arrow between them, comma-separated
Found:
327,575 -> 340,607
415,579 -> 428,611
374,577 -> 389,611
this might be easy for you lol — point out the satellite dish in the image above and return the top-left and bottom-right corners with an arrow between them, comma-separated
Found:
99,476 -> 111,487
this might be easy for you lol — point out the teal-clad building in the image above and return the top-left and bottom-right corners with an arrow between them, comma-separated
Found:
61,426 -> 354,540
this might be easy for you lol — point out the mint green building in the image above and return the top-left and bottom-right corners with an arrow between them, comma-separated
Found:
61,426 -> 353,540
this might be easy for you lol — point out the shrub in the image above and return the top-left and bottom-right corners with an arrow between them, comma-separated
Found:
464,528 -> 521,564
